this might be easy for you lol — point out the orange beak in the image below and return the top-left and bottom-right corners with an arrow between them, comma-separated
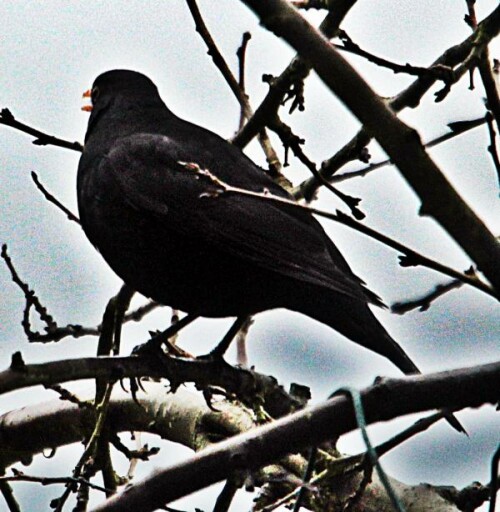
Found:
81,89 -> 93,112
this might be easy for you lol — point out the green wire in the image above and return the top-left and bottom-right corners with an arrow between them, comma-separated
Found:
335,386 -> 406,512
490,443 -> 500,512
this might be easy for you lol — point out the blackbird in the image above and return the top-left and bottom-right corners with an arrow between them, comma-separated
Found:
76,70 -> 428,376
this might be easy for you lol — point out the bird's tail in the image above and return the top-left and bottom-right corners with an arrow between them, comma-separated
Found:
297,292 -> 420,375
292,292 -> 466,433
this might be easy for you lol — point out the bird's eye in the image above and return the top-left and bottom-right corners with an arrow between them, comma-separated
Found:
91,86 -> 100,104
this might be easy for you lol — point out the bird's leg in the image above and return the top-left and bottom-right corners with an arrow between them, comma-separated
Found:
236,316 -> 253,367
129,313 -> 199,404
132,313 -> 198,357
207,316 -> 250,359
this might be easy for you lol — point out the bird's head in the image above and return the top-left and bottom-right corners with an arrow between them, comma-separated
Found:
81,70 -> 165,143
82,69 -> 160,112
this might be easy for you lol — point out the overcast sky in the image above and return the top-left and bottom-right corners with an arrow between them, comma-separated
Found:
1,1 -> 499,510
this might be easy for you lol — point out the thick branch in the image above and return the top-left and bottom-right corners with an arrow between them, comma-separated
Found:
0,388 -> 483,512
299,5 -> 500,198
0,385 -> 256,470
239,0 -> 500,293
0,353 -> 299,419
91,361 -> 500,511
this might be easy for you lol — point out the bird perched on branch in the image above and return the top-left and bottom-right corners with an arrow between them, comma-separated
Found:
77,69 -> 450,387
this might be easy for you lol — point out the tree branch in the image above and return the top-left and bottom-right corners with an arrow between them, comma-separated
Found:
232,0 -> 357,148
91,361 -> 500,511
185,0 -> 282,176
326,117 -> 486,184
186,167 -> 496,299
298,5 -> 500,199
0,353 -> 301,421
0,109 -> 83,152
30,171 -> 80,224
239,0 -> 500,294
465,0 -> 500,132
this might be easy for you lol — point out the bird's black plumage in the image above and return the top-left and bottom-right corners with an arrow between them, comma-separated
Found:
77,69 -> 419,375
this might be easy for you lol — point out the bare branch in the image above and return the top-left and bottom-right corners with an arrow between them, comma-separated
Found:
327,117 -> 486,184
232,0 -> 357,148
0,354 -> 300,419
485,112 -> 500,189
91,361 -> 500,511
391,279 -> 464,315
31,171 -> 80,224
184,0 -> 282,176
240,0 -> 500,294
0,108 -> 83,152
267,116 -> 366,219
335,30 -> 439,79
237,31 -> 252,131
465,1 -> 500,132
298,5 -> 500,199
1,245 -> 161,343
184,166 -> 497,299
0,471 -> 109,494
1,244 -> 58,341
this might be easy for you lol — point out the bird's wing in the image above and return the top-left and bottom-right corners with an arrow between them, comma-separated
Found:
102,133 -> 378,304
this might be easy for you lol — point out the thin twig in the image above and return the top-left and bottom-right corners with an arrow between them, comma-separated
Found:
0,108 -> 83,152
31,171 -> 80,224
1,244 -> 58,340
187,164 -> 497,299
2,246 -> 160,342
292,446 -> 317,512
465,1 -> 500,132
267,117 -> 366,219
485,112 -> 500,190
237,32 -> 252,131
184,0 -> 282,175
326,117 -> 486,184
0,471 -> 109,494
45,383 -> 93,408
54,382 -> 115,511
110,434 -> 159,462
391,279 -> 464,315
433,29 -> 487,102
335,30 -> 438,78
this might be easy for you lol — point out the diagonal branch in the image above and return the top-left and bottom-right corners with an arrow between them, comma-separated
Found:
391,278 -> 464,315
189,166 -> 496,299
232,0 -> 357,148
185,0 -> 282,176
327,117 -> 486,184
240,0 -> 500,294
90,361 -> 500,511
298,4 -> 500,199
31,171 -> 80,224
465,0 -> 500,132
